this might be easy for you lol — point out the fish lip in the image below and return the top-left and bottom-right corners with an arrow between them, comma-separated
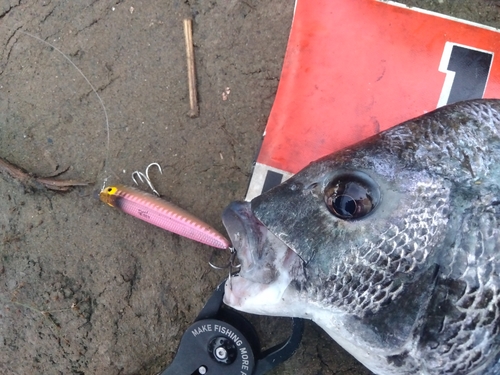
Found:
222,201 -> 279,284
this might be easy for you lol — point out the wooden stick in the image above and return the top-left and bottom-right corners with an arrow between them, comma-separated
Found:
0,156 -> 88,192
183,18 -> 199,118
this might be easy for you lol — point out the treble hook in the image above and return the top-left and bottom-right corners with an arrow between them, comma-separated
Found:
209,247 -> 240,281
132,162 -> 162,196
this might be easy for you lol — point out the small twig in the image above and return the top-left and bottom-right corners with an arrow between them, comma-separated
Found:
183,18 -> 199,118
0,156 -> 89,192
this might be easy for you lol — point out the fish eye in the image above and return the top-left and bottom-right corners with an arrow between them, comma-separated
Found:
324,173 -> 379,220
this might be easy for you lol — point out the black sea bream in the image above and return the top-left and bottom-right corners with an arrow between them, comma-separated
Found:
222,99 -> 500,374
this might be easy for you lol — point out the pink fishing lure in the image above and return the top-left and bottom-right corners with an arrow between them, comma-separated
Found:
100,184 -> 230,249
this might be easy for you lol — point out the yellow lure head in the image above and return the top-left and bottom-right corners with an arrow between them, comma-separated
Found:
99,186 -> 119,207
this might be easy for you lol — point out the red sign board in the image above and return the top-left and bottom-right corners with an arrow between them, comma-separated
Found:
246,0 -> 500,200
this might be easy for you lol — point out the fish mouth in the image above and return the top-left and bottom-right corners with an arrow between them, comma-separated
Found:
222,202 -> 302,284
221,201 -> 303,311
222,201 -> 280,284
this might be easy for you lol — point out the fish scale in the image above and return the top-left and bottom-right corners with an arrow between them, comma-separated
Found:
221,99 -> 500,374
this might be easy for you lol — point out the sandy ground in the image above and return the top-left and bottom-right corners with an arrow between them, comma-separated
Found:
0,1 -> 499,374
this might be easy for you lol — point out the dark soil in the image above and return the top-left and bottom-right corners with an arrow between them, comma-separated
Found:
0,1 -> 498,374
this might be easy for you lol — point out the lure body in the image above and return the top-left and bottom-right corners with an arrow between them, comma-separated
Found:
100,184 -> 230,249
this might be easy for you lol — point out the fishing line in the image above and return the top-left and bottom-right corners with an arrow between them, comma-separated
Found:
1,24 -> 235,255
0,24 -> 111,189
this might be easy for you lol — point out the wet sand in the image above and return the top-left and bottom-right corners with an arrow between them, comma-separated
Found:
0,1 -> 499,374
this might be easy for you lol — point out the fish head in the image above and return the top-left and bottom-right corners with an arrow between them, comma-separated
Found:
222,135 -> 451,320
221,99 -> 500,374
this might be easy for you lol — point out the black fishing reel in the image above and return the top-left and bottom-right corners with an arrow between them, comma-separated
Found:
160,279 -> 304,375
